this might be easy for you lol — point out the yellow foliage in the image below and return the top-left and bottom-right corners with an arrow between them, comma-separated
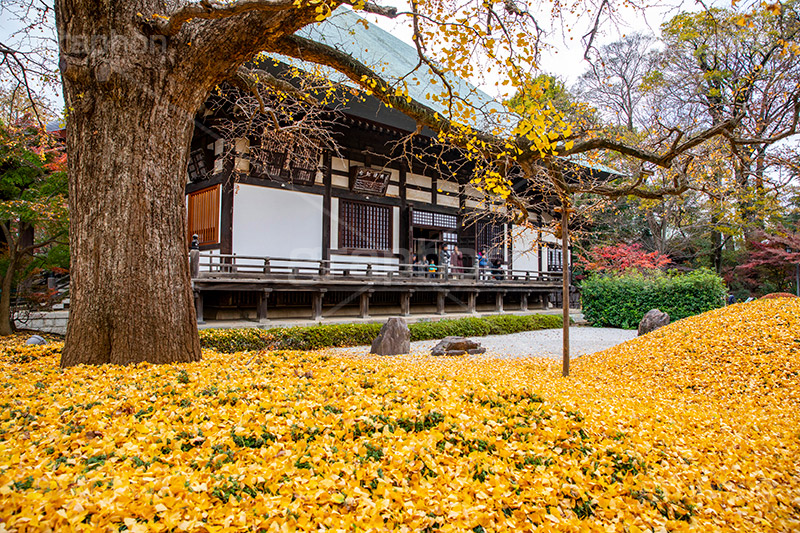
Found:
0,299 -> 798,531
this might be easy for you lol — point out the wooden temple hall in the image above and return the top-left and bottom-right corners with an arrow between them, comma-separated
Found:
184,8 -> 576,323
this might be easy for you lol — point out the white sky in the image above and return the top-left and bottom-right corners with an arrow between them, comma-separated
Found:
362,0 -> 716,97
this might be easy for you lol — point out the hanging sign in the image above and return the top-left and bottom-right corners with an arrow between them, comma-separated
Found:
350,166 -> 391,195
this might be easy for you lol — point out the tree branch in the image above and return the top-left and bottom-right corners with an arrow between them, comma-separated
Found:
558,118 -> 736,168
148,0 -> 302,37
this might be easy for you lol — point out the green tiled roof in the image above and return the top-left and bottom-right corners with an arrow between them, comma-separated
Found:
294,7 -> 502,122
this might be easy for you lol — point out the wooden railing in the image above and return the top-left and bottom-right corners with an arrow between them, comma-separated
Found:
190,252 -> 562,284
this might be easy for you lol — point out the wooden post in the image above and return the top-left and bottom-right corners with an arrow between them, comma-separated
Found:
467,291 -> 477,313
312,291 -> 325,320
263,258 -> 271,275
495,291 -> 505,313
400,291 -> 412,316
561,199 -> 570,378
189,234 -> 200,279
257,290 -> 270,323
194,291 -> 204,324
436,291 -> 447,315
189,250 -> 200,279
521,292 -> 529,311
359,291 -> 372,318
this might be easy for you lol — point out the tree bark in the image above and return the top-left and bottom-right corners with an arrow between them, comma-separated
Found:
54,0 -> 321,366
0,255 -> 17,336
56,1 -> 209,366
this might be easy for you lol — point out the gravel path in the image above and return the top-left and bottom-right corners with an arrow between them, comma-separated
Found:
332,326 -> 637,360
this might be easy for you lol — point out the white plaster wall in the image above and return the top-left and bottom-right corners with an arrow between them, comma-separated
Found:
465,199 -> 484,209
437,180 -> 459,193
232,185 -> 323,260
392,206 -> 400,252
512,226 -> 539,272
407,173 -> 432,188
330,197 -> 339,249
332,157 -> 349,172
437,195 -> 459,208
332,175 -> 349,189
407,189 -> 432,203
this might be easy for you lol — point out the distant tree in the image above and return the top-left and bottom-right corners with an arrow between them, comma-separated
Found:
733,228 -> 800,295
0,116 -> 69,335
577,242 -> 671,274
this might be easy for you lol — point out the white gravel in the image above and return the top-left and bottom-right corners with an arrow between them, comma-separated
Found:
332,326 -> 638,360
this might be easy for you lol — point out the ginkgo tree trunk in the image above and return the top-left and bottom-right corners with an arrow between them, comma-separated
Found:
55,0 -> 332,366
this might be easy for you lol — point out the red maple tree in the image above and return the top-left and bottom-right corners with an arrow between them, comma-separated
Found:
734,228 -> 800,293
578,243 -> 671,274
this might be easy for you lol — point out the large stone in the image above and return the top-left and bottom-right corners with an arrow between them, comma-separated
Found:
26,335 -> 47,346
638,309 -> 670,336
431,336 -> 486,357
370,317 -> 410,355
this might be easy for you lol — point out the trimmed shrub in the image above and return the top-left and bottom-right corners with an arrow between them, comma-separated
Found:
581,268 -> 726,329
199,313 -> 563,353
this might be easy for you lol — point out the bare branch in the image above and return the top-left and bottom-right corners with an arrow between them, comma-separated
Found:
340,0 -> 398,18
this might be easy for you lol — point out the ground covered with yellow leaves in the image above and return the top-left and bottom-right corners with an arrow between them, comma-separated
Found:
0,299 -> 798,532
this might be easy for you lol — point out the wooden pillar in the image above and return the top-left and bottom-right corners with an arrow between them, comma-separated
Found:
322,151 -> 332,262
257,290 -> 270,323
521,292 -> 529,311
495,291 -> 505,313
194,291 -> 204,324
312,290 -> 325,320
467,291 -> 477,313
189,246 -> 200,279
359,290 -> 372,319
220,163 -> 235,255
437,291 -> 447,315
400,291 -> 412,316
399,164 -> 410,268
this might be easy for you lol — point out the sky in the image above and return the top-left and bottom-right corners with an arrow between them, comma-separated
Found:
360,0 -> 711,96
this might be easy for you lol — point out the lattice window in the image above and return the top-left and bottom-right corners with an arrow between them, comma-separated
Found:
476,221 -> 504,255
547,246 -> 563,271
443,232 -> 458,243
339,200 -> 391,251
187,149 -> 209,182
187,186 -> 220,246
412,210 -> 458,229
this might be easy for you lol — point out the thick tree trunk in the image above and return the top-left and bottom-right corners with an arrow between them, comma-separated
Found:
60,82 -> 203,366
0,255 -> 17,336
56,2 -> 207,366
52,0 -> 335,365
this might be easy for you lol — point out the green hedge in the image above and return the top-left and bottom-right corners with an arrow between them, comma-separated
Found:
199,313 -> 563,353
580,268 -> 726,329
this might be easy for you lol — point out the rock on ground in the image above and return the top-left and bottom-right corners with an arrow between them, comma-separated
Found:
431,336 -> 487,356
369,317 -> 411,355
638,309 -> 670,336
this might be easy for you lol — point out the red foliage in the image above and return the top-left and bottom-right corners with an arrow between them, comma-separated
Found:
734,228 -> 800,292
578,243 -> 671,274
759,293 -> 799,299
